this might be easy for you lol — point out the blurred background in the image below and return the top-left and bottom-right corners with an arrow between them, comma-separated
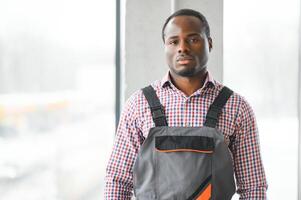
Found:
0,0 -> 115,199
0,0 -> 300,199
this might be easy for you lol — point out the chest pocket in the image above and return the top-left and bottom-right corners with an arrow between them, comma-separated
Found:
155,135 -> 214,200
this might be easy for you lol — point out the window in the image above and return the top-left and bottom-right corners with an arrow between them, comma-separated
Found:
0,0 -> 115,199
224,0 -> 299,199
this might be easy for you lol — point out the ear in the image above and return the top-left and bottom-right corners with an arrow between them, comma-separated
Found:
208,37 -> 213,52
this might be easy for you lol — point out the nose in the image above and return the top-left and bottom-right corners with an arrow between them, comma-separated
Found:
177,40 -> 190,53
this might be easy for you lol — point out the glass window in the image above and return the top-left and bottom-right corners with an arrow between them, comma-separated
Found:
224,0 -> 299,199
0,0 -> 115,199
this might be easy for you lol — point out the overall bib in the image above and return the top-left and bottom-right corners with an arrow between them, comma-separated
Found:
133,85 -> 236,200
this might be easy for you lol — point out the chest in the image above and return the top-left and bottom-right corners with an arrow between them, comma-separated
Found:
138,93 -> 237,140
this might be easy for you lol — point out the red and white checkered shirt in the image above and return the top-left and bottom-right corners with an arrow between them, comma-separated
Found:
105,71 -> 267,199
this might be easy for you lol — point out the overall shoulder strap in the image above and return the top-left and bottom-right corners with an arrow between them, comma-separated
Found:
142,85 -> 168,127
204,86 -> 233,128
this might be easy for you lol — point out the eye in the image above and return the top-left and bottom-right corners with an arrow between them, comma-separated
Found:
167,40 -> 178,45
189,38 -> 200,43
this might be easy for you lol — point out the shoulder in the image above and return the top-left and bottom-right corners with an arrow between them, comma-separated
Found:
223,86 -> 256,127
231,90 -> 255,119
122,80 -> 162,116
215,81 -> 253,110
215,82 -> 256,122
121,90 -> 142,119
213,82 -> 246,110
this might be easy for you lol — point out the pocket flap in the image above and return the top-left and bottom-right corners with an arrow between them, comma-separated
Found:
155,136 -> 214,153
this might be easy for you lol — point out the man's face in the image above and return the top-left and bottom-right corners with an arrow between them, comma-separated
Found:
164,16 -> 212,77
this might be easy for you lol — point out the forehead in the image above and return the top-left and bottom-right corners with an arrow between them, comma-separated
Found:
164,15 -> 204,38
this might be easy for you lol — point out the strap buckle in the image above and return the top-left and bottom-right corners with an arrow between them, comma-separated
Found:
206,105 -> 220,120
151,105 -> 165,119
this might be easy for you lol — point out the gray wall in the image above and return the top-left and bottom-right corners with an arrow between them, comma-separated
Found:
176,0 -> 223,85
294,0 -> 301,197
123,0 -> 223,100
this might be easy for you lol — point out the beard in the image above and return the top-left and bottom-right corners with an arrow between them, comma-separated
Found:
170,64 -> 206,78
176,67 -> 196,77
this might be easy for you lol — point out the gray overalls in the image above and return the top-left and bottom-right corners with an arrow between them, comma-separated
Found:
133,85 -> 236,200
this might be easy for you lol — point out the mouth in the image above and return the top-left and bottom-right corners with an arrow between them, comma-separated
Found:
176,57 -> 193,65
177,59 -> 192,65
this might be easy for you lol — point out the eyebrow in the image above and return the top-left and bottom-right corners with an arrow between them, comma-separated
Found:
166,33 -> 201,40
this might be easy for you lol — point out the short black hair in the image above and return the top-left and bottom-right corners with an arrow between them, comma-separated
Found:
162,9 -> 211,42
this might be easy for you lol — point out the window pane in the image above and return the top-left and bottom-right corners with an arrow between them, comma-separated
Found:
224,0 -> 299,199
0,0 -> 115,199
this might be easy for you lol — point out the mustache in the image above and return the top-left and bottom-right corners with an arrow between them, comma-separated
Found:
176,54 -> 193,61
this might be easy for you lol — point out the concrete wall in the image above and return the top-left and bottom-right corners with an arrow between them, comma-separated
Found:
176,0 -> 223,84
123,0 -> 170,100
298,0 -> 301,196
123,0 -> 223,100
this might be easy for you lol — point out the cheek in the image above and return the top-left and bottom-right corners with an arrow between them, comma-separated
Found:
164,47 -> 175,62
164,46 -> 173,54
195,44 -> 208,58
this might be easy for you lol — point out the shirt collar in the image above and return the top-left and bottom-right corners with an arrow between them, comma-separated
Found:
160,70 -> 216,89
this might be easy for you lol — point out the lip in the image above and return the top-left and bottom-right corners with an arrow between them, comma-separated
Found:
177,59 -> 192,65
176,56 -> 193,62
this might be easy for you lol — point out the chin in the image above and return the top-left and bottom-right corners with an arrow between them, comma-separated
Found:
174,68 -> 196,77
170,64 -> 207,78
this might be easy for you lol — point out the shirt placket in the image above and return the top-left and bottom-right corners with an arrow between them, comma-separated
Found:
183,97 -> 191,127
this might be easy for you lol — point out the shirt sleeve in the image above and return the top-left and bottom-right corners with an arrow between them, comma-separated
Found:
230,97 -> 268,199
104,93 -> 143,200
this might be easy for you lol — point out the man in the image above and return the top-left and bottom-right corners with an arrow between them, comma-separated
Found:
105,9 -> 267,199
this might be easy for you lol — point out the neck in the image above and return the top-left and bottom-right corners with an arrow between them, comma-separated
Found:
170,69 -> 208,96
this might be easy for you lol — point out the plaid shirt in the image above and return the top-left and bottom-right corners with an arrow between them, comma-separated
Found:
105,71 -> 267,199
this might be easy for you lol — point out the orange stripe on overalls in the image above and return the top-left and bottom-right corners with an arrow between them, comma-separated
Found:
196,184 -> 211,200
